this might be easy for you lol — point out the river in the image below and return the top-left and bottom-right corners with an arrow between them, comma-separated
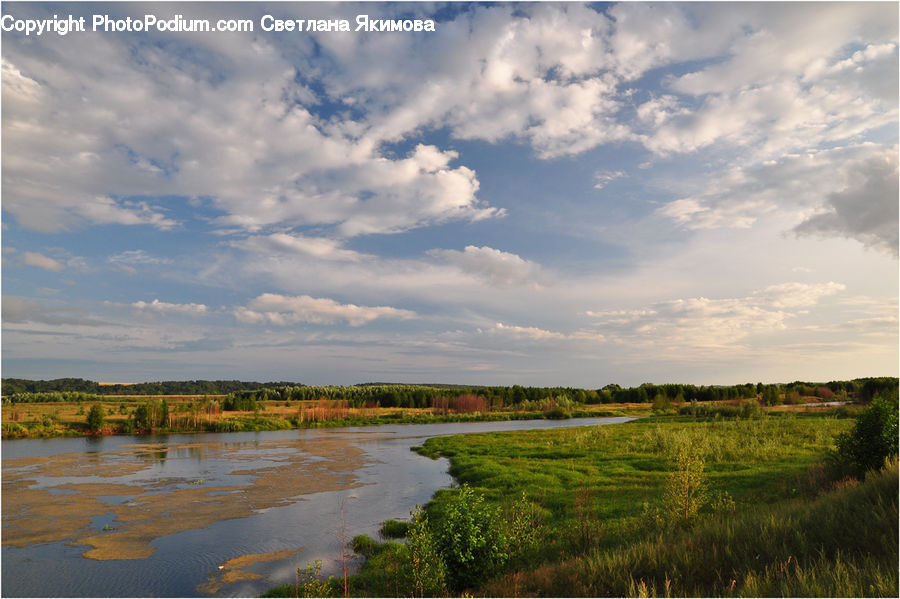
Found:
1,416 -> 633,597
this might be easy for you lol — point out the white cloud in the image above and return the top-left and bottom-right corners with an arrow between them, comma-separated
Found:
794,149 -> 899,255
132,299 -> 208,316
234,293 -> 417,327
232,233 -> 370,262
593,170 -> 626,190
586,281 -> 847,351
491,322 -> 565,341
640,5 -> 897,158
22,251 -> 65,272
656,144 -> 899,255
1,296 -> 106,326
2,27 -> 500,238
751,282 -> 846,308
429,245 -> 544,287
108,250 -> 171,265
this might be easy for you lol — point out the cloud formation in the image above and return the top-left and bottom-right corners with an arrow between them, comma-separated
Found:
234,293 -> 417,327
429,246 -> 544,287
22,252 -> 65,272
586,282 -> 847,351
132,299 -> 209,316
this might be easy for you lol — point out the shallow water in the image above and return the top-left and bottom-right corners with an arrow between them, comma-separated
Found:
1,417 -> 633,597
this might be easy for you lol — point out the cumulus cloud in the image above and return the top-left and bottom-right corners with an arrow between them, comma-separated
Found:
586,281 -> 847,350
490,322 -> 566,341
107,249 -> 172,273
234,293 -> 417,327
794,150 -> 899,255
22,251 -> 65,272
1,296 -> 108,327
3,2 -> 895,244
429,246 -> 544,287
132,299 -> 208,316
751,282 -> 846,308
656,144 -> 899,255
593,170 -> 626,190
232,233 -> 370,262
1,21 -> 499,238
641,5 -> 897,158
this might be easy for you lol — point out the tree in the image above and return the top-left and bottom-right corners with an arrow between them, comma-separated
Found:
133,404 -> 151,430
664,442 -> 707,523
831,391 -> 899,478
86,404 -> 105,431
407,506 -> 447,597
432,484 -> 509,591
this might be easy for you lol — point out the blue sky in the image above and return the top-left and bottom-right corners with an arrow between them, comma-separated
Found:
2,1 -> 898,386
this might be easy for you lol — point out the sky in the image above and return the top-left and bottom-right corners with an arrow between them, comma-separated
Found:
1,1 -> 898,387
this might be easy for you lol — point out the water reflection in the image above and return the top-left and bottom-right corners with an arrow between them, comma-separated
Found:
2,417 -> 633,597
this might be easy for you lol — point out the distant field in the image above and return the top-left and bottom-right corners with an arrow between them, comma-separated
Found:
0,395 -> 853,440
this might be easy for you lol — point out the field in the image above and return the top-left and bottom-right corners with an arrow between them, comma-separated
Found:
1,392 -> 856,440
0,396 -> 647,439
272,408 -> 898,598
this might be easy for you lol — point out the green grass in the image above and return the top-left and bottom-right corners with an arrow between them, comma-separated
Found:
341,411 -> 898,596
379,519 -> 410,539
489,461 -> 897,597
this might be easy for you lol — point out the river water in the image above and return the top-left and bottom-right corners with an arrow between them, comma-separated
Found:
1,417 -> 632,597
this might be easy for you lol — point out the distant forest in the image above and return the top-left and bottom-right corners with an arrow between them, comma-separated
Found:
2,376 -> 896,408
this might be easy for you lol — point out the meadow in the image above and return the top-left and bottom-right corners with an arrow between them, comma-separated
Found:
0,394 -> 638,439
264,403 -> 897,597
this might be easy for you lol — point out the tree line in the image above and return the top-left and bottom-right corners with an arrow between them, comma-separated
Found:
0,378 -> 297,397
4,377 -> 896,409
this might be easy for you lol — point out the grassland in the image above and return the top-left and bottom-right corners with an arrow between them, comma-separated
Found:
283,408 -> 898,597
0,395 -> 645,439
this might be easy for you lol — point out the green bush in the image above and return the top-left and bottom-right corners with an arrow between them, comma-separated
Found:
663,440 -> 707,523
86,404 -> 105,431
351,534 -> 378,558
432,484 -> 510,591
830,391 -> 899,478
407,507 -> 448,597
379,519 -> 409,539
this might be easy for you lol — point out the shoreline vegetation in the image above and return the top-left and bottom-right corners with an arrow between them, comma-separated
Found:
1,377 -> 894,440
264,390 -> 898,598
2,377 -> 896,596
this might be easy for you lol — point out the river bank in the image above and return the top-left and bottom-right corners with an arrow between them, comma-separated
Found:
1,399 -> 641,440
268,408 -> 897,597
1,416 -> 634,597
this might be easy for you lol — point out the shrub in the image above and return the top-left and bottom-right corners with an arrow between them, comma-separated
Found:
830,391 -> 899,478
351,534 -> 378,558
296,560 -> 337,598
407,506 -> 448,597
86,404 -> 105,431
379,519 -> 409,539
433,484 -> 509,591
664,440 -> 707,523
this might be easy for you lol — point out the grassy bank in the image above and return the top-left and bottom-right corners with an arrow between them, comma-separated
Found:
1,397 -> 636,439
288,409 -> 897,597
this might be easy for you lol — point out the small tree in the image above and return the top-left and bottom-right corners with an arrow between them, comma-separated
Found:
132,403 -> 151,430
86,404 -> 105,431
432,484 -> 509,591
664,442 -> 707,523
407,506 -> 447,597
830,391 -> 899,478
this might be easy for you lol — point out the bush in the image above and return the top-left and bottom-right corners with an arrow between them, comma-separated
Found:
379,519 -> 409,539
351,534 -> 378,558
432,484 -> 510,591
407,507 -> 447,597
86,404 -> 105,431
830,391 -> 899,478
664,440 -> 707,523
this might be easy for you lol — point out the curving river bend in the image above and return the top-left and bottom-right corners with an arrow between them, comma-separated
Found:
1,417 -> 633,597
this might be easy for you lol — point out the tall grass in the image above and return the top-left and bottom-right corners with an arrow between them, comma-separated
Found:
493,459 -> 897,597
